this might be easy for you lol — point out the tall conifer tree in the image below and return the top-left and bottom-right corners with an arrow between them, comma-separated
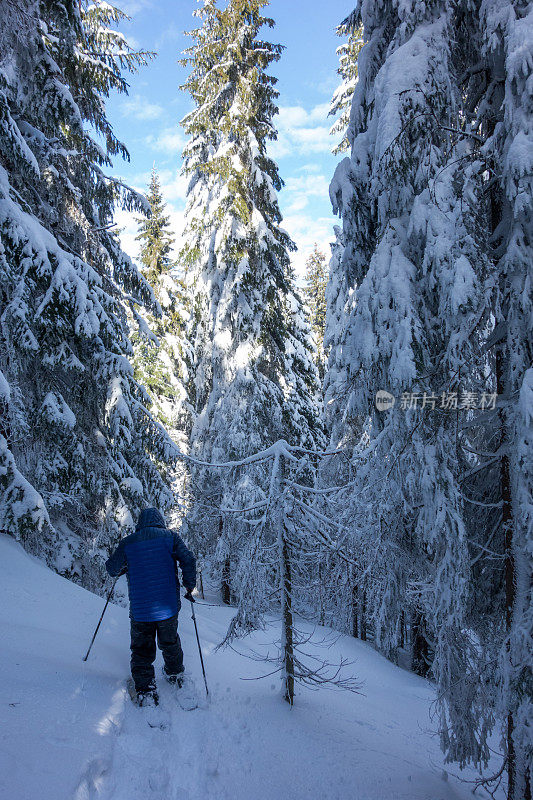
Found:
0,1 -> 177,588
179,0 -> 323,599
473,4 -> 533,795
136,168 -> 175,288
324,13 -> 363,441
326,0 -> 493,775
132,167 -> 191,448
324,2 -> 532,795
328,17 -> 364,154
303,245 -> 328,381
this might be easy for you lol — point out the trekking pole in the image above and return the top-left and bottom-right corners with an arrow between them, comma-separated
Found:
83,577 -> 119,662
184,590 -> 209,697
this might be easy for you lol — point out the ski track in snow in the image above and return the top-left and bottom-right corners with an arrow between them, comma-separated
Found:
0,535 -> 504,800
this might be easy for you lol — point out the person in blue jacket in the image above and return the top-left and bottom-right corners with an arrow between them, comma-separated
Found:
106,507 -> 196,706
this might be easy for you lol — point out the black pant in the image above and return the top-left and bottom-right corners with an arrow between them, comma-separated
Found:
130,614 -> 184,692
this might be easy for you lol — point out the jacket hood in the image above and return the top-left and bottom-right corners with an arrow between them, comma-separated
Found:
136,507 -> 166,530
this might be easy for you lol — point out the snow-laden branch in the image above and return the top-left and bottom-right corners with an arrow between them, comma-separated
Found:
178,438 -> 299,469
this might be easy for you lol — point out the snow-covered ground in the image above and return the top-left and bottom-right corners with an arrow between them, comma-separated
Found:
0,534 -> 501,800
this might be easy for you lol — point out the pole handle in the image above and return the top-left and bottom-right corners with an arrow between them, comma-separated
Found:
184,589 -> 195,603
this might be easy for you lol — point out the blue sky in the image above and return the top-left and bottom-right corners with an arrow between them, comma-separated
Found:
108,0 -> 354,278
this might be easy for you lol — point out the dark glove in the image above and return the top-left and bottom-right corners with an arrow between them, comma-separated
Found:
184,588 -> 195,603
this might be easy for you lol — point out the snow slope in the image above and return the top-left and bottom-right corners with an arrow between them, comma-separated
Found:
0,534 -> 500,800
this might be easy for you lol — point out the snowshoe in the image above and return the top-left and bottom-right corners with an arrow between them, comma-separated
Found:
163,666 -> 185,688
126,678 -> 159,707
162,668 -> 199,711
138,688 -> 159,707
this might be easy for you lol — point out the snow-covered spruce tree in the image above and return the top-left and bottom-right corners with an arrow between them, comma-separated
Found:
328,15 -> 364,155
326,0 -> 507,776
303,245 -> 328,381
405,3 -> 533,794
321,14 -> 368,637
136,167 -> 176,288
323,11 -> 366,447
322,224 -> 356,448
196,439 -> 361,705
0,0 -> 178,588
468,3 -> 532,796
179,0 -> 324,602
132,167 -> 192,445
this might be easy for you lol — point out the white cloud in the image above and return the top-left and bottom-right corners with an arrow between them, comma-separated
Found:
125,34 -> 140,50
114,207 -> 141,262
284,173 -> 329,197
277,103 -> 330,128
285,195 -> 308,214
269,102 -> 334,159
296,163 -> 322,174
281,212 -> 336,282
277,106 -> 309,128
281,170 -> 330,215
155,22 -> 183,50
268,133 -> 291,160
126,169 -> 153,189
118,0 -> 153,15
121,94 -> 164,121
290,126 -> 331,152
159,169 -> 188,203
315,74 -> 338,98
147,127 -> 187,154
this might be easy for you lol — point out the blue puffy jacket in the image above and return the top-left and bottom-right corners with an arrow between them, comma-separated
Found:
106,508 -> 196,622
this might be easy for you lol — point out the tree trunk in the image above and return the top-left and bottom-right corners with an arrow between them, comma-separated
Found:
197,567 -> 204,600
360,591 -> 367,641
221,556 -> 231,605
318,559 -> 325,625
496,344 -> 518,800
281,527 -> 295,705
219,516 -> 231,605
351,568 -> 359,638
485,105 -> 524,798
411,609 -> 430,678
